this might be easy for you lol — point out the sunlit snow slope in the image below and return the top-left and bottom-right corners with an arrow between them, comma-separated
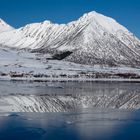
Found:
0,11 -> 140,67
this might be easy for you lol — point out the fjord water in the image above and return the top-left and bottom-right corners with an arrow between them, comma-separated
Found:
0,81 -> 140,140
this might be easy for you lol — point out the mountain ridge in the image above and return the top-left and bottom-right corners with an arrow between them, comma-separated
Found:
0,11 -> 140,67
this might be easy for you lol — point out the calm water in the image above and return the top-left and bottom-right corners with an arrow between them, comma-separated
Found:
0,81 -> 140,140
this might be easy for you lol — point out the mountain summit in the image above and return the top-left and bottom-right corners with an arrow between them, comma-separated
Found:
0,11 -> 140,67
0,18 -> 13,33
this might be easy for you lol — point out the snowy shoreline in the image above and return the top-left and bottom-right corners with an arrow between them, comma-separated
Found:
1,76 -> 140,82
0,49 -> 140,83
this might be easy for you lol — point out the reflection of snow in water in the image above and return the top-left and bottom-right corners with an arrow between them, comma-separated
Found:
0,81 -> 140,139
0,91 -> 140,112
0,81 -> 140,112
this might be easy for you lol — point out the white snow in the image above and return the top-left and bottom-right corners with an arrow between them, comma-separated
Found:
0,11 -> 139,50
0,19 -> 14,33
0,48 -> 140,81
0,11 -> 140,81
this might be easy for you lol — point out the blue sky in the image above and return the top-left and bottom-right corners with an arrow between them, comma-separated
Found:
0,0 -> 140,38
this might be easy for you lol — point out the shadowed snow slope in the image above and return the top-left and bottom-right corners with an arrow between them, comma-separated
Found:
0,11 -> 140,67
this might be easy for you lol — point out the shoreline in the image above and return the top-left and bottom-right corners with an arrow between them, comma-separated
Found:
1,76 -> 140,83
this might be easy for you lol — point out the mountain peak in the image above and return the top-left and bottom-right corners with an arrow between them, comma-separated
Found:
0,19 -> 6,25
0,18 -> 9,26
79,11 -> 129,34
84,11 -> 98,16
0,18 -> 14,33
0,11 -> 140,68
81,11 -> 104,19
43,20 -> 52,24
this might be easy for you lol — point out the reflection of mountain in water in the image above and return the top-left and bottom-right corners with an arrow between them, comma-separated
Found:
0,91 -> 140,112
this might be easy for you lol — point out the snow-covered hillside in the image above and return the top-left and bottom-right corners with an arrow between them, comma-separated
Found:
0,11 -> 140,81
0,47 -> 140,81
0,11 -> 140,67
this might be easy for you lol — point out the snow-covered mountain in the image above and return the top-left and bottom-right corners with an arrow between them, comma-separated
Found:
0,19 -> 13,33
0,11 -> 140,67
